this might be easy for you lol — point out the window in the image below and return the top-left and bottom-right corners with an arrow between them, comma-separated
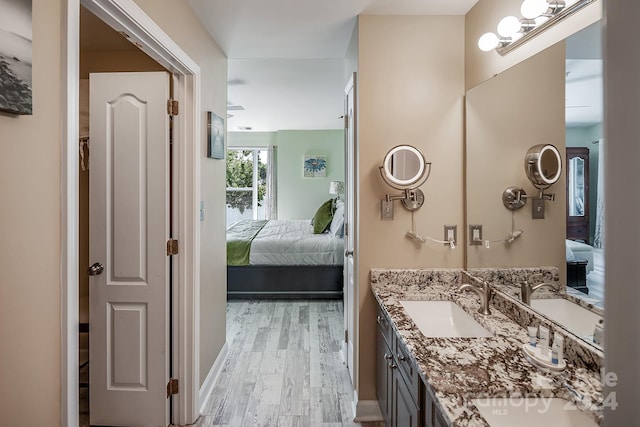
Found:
226,147 -> 269,226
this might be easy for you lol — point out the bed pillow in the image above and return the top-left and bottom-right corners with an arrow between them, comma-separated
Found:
330,199 -> 345,237
311,199 -> 334,234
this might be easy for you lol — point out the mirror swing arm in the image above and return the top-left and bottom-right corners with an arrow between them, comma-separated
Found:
378,164 -> 431,211
378,144 -> 432,212
503,144 -> 562,219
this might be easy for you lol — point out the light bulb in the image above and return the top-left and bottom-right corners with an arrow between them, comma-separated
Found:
497,16 -> 522,37
478,32 -> 500,52
521,0 -> 549,19
511,32 -> 524,42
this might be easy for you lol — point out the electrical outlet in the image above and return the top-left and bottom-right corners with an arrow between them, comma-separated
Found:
469,224 -> 483,245
381,200 -> 394,220
532,198 -> 545,219
444,225 -> 457,246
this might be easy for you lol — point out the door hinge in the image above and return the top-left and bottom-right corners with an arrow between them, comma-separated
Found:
167,239 -> 179,256
167,378 -> 179,398
344,114 -> 349,129
344,222 -> 349,236
167,99 -> 179,116
344,330 -> 348,342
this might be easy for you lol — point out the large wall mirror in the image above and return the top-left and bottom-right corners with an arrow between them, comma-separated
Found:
465,21 -> 603,351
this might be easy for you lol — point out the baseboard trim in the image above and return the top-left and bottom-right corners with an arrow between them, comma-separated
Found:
353,390 -> 383,422
198,342 -> 228,415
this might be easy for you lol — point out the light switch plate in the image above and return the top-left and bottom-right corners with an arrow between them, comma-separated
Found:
381,200 -> 394,220
444,225 -> 457,246
469,224 -> 483,245
532,198 -> 545,219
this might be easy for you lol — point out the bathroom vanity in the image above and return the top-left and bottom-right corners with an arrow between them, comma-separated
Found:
371,269 -> 604,426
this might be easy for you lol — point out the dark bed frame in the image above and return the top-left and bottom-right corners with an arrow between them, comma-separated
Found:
227,265 -> 343,299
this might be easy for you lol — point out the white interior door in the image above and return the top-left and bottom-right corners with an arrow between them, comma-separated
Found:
343,73 -> 357,387
89,71 -> 171,427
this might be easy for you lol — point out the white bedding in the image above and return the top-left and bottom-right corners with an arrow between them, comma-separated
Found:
566,239 -> 594,273
249,219 -> 344,266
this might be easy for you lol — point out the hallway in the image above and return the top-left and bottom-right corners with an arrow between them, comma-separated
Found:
198,300 -> 383,426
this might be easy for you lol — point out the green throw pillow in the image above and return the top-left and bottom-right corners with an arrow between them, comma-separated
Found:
311,199 -> 334,234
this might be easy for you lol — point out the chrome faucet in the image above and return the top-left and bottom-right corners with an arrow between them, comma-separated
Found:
458,281 -> 493,315
520,281 -> 556,305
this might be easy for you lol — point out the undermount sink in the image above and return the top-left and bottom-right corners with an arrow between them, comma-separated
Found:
472,397 -> 598,427
399,300 -> 492,338
530,298 -> 603,342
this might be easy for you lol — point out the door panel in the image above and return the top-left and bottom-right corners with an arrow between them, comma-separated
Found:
89,71 -> 170,427
344,73 -> 357,386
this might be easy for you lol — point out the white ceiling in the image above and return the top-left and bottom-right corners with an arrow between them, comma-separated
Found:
187,0 -> 479,131
565,21 -> 603,128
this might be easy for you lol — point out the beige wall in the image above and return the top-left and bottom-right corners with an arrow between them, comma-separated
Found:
0,1 -> 227,425
131,0 -> 229,388
0,0 -> 63,424
604,2 -> 640,420
465,0 -> 602,90
465,42 -> 566,278
357,15 -> 465,399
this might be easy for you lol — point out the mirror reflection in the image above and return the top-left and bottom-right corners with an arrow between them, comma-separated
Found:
525,144 -> 562,188
465,21 -> 603,351
568,156 -> 586,217
383,145 -> 426,188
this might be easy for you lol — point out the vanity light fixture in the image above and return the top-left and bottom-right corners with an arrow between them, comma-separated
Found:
478,0 -> 596,55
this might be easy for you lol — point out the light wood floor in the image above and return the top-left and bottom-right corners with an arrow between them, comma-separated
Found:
79,299 -> 383,426
198,300 -> 384,427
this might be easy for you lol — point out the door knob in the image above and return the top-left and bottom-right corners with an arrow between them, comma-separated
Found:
87,262 -> 104,276
345,250 -> 354,257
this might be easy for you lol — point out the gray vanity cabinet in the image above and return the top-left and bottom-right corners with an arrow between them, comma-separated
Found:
423,385 -> 448,427
376,302 -> 450,427
376,305 -> 420,427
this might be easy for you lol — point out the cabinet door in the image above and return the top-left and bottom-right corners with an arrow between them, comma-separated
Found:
566,147 -> 589,243
395,337 -> 421,404
424,383 -> 448,427
376,328 -> 392,426
393,372 -> 420,427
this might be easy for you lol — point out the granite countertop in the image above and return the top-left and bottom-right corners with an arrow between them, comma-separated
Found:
370,273 -> 604,426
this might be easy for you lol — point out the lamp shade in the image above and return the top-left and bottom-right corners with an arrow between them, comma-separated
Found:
329,181 -> 344,195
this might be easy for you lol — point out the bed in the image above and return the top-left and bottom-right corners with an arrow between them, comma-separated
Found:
226,200 -> 345,299
566,239 -> 594,274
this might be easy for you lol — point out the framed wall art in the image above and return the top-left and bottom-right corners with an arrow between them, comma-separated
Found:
207,111 -> 225,159
303,155 -> 327,178
0,0 -> 32,115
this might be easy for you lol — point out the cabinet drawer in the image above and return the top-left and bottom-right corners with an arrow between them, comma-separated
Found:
376,304 -> 393,348
394,336 -> 421,407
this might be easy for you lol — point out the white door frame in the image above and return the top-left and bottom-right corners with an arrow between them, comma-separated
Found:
61,1 -> 201,425
343,72 -> 359,390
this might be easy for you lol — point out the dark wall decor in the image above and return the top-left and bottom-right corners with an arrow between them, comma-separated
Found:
0,0 -> 32,115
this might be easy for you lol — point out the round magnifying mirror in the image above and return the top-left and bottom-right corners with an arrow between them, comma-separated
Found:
524,144 -> 562,187
383,145 -> 427,188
